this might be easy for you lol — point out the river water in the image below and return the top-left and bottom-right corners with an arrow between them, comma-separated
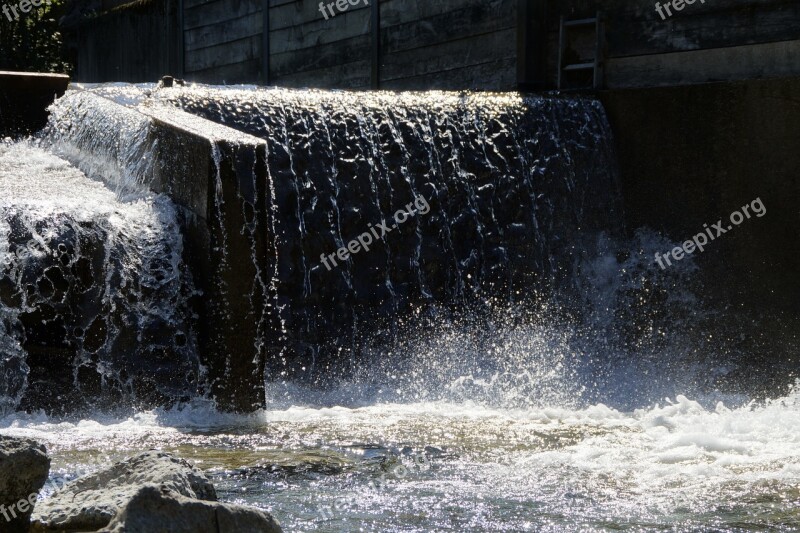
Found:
2,380 -> 798,531
0,86 -> 797,531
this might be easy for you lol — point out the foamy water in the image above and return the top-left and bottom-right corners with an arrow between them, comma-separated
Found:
0,114 -> 796,531
1,382 -> 798,532
0,141 -> 198,413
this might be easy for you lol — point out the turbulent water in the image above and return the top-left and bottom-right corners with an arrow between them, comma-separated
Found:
0,142 -> 199,413
2,378 -> 798,531
0,84 -> 797,531
153,85 -> 623,383
2,219 -> 798,530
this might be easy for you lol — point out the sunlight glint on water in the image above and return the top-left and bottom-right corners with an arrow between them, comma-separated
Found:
1,383 -> 799,531
0,85 -> 796,532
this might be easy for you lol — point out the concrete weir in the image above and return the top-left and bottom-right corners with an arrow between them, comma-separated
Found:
36,86 -> 623,413
145,110 -> 271,413
155,86 -> 624,393
46,91 -> 270,412
0,71 -> 70,137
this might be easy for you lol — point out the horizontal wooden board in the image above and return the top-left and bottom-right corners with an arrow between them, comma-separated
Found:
185,58 -> 262,84
185,35 -> 262,72
381,57 -> 517,91
269,6 -> 371,55
382,28 -> 517,81
381,0 -> 517,54
186,12 -> 263,51
184,0 -> 217,9
270,34 -> 371,77
271,58 -> 371,88
380,0 -> 505,28
184,0 -> 261,30
268,0 -> 370,31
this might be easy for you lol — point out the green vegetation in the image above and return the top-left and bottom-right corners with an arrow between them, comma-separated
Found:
0,0 -> 71,74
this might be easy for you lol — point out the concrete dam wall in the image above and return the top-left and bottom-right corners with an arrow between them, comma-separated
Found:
0,84 -> 622,412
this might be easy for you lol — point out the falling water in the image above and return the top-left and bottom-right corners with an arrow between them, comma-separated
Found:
154,86 -> 624,383
0,139 -> 199,414
0,84 -> 796,532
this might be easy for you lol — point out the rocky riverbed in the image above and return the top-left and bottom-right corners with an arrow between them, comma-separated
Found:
0,435 -> 282,532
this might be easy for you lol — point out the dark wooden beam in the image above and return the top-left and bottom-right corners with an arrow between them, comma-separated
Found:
262,0 -> 271,85
517,0 -> 548,90
371,0 -> 381,89
176,0 -> 185,78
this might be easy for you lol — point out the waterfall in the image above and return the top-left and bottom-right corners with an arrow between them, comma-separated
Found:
1,83 -> 625,411
0,138 -> 199,415
155,86 -> 623,383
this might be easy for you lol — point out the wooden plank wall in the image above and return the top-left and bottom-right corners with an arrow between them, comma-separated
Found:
75,0 -> 800,90
268,0 -> 372,88
183,0 -> 264,84
180,0 -> 519,90
546,0 -> 800,88
75,0 -> 182,83
379,0 -> 517,90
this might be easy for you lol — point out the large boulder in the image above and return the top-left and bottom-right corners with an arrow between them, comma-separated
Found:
0,435 -> 51,533
31,451 -> 216,532
104,485 -> 282,533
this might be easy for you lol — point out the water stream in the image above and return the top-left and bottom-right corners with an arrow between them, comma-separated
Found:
0,84 -> 797,531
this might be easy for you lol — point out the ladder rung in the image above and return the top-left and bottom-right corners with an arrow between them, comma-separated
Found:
564,18 -> 597,27
557,11 -> 604,90
562,62 -> 595,72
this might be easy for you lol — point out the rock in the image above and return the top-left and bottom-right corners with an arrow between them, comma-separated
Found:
31,451 -> 216,532
103,485 -> 282,533
0,435 -> 51,533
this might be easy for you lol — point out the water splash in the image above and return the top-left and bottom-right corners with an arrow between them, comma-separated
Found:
155,86 -> 623,383
41,90 -> 154,198
0,141 -> 199,413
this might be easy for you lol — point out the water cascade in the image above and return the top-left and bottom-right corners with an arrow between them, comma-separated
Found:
0,141 -> 198,415
0,85 -> 624,411
155,86 -> 624,391
0,83 -> 797,532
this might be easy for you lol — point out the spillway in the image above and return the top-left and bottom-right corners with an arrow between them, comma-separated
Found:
0,82 -> 797,532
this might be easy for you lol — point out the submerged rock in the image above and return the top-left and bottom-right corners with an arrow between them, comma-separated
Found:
31,451 -> 216,531
104,485 -> 282,533
0,435 -> 51,533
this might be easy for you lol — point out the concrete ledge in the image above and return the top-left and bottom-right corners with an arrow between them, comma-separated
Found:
143,108 -> 271,413
44,91 -> 269,412
0,71 -> 70,137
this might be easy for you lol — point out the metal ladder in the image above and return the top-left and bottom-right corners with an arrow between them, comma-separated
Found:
557,12 -> 605,90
